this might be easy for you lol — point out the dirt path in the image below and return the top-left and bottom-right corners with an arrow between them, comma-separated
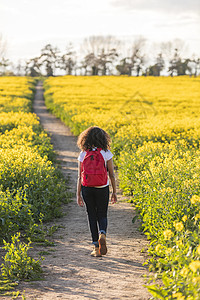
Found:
20,82 -> 151,299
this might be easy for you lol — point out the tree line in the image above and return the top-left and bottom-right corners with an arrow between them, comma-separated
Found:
0,35 -> 199,77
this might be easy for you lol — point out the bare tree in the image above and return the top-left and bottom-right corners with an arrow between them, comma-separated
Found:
98,47 -> 118,75
39,44 -> 60,76
160,38 -> 189,76
149,53 -> 165,76
25,57 -> 42,77
83,53 -> 99,75
116,36 -> 146,76
168,48 -> 180,76
81,35 -> 120,75
168,48 -> 192,76
189,54 -> 200,77
0,57 -> 10,76
80,57 -> 89,76
59,43 -> 76,75
0,34 -> 9,76
156,53 -> 165,75
129,36 -> 146,75
116,57 -> 132,76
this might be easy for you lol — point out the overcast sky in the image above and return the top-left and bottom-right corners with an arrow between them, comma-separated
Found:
0,0 -> 199,62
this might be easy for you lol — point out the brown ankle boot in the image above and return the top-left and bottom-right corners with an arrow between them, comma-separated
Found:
98,233 -> 107,255
91,246 -> 102,257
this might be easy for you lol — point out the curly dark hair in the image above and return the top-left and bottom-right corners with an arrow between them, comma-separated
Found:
77,126 -> 111,151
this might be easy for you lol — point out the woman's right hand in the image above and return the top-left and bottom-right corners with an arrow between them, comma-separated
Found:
111,192 -> 117,204
77,194 -> 84,207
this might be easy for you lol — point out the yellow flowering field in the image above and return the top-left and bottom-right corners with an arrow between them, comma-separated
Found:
0,77 -> 34,113
44,76 -> 200,147
44,75 -> 200,299
0,77 -> 69,244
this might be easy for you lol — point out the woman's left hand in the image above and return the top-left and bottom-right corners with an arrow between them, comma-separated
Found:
77,195 -> 84,207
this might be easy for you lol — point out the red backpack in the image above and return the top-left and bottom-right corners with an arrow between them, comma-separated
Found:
81,148 -> 108,187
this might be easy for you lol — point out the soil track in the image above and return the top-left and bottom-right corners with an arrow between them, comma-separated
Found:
19,82 -> 150,299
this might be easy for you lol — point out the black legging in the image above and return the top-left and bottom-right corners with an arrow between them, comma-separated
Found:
81,185 -> 109,243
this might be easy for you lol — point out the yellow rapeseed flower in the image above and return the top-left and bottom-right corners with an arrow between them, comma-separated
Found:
192,276 -> 200,284
165,247 -> 173,255
191,195 -> 200,204
180,267 -> 189,278
182,215 -> 187,222
174,221 -> 184,231
194,213 -> 200,221
189,261 -> 200,273
176,240 -> 183,247
197,245 -> 200,255
163,229 -> 174,240
155,244 -> 162,252
172,292 -> 185,300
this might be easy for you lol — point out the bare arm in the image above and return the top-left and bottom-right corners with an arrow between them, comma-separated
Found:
77,161 -> 84,207
107,158 -> 117,204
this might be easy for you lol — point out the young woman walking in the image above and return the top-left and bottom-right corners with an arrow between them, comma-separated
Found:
77,126 -> 117,257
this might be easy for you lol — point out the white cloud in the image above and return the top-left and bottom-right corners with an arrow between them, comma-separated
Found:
111,0 -> 200,15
